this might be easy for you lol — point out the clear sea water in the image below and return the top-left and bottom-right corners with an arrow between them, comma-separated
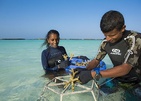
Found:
0,39 -> 132,101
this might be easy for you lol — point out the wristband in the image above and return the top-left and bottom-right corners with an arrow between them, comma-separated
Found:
95,70 -> 102,81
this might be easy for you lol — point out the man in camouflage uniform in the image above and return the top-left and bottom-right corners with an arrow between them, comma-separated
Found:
75,10 -> 141,99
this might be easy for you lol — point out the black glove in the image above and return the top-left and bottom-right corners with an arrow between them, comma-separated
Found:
75,70 -> 93,84
74,68 -> 87,73
58,60 -> 69,69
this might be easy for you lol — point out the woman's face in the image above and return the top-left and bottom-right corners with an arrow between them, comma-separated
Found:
103,26 -> 125,43
47,33 -> 59,48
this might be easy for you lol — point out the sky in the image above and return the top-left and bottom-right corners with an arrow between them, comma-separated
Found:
0,0 -> 141,39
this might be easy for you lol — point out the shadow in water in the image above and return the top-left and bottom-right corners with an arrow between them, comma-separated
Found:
41,69 -> 69,80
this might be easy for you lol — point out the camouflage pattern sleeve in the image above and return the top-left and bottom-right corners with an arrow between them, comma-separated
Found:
124,32 -> 141,68
95,40 -> 107,61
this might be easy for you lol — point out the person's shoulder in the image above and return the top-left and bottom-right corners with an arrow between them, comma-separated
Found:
58,46 -> 65,49
42,48 -> 49,54
59,46 -> 65,48
124,30 -> 141,44
101,39 -> 108,45
58,46 -> 66,53
127,30 -> 140,36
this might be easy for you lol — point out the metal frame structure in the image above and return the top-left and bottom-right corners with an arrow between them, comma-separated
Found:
38,75 -> 102,101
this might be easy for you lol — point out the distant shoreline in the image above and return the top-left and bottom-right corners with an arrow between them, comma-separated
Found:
0,38 -> 103,40
0,38 -> 26,40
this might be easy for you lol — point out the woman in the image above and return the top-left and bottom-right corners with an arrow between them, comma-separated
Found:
41,29 -> 69,74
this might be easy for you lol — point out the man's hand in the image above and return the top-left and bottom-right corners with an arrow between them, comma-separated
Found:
74,68 -> 87,73
75,69 -> 93,84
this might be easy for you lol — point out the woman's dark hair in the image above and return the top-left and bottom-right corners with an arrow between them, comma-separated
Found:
100,10 -> 125,33
42,29 -> 60,47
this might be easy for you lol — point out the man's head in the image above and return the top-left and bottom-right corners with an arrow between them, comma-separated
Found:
100,10 -> 126,43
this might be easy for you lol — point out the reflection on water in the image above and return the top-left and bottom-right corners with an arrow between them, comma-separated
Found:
41,69 -> 69,80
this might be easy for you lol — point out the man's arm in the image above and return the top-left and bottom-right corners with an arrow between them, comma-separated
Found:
91,63 -> 132,78
87,40 -> 107,70
86,59 -> 99,70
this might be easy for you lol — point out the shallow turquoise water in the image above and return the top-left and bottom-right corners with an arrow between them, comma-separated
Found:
0,39 -> 123,101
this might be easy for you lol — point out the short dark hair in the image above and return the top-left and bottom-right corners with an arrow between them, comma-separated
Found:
100,10 -> 125,33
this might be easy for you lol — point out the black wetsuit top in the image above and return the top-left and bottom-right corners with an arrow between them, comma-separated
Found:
41,46 -> 67,71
